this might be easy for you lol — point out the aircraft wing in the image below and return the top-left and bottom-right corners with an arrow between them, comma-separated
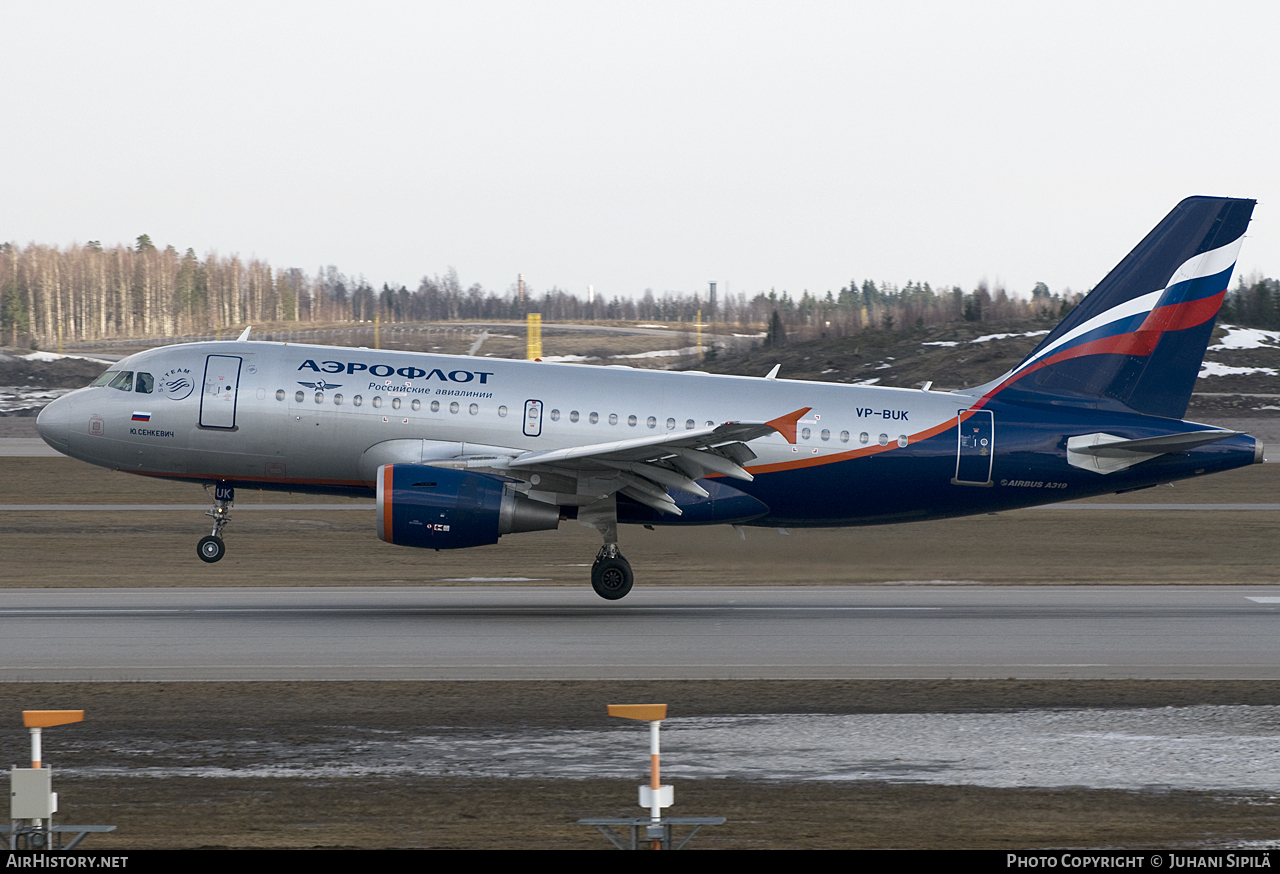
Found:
501,406 -> 810,515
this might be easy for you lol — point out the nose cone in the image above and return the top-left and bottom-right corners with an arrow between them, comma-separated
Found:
36,394 -> 71,454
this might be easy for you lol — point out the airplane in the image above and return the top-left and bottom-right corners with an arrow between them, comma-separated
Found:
36,196 -> 1262,600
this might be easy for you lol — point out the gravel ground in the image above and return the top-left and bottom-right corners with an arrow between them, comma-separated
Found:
8,681 -> 1280,849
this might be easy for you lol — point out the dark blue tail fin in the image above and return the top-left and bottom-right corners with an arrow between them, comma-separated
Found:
975,196 -> 1255,418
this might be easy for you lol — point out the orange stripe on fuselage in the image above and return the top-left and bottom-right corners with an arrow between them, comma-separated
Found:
742,415 -> 960,475
382,464 -> 395,544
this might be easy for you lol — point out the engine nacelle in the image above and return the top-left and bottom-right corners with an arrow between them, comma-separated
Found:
376,464 -> 561,550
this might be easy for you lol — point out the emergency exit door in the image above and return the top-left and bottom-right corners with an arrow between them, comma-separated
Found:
523,399 -> 543,437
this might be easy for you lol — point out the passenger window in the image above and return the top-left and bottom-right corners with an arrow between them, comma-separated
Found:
411,399 -> 420,411
135,373 -> 154,393
859,432 -> 869,444
469,404 -> 478,415
570,411 -> 579,423
107,371 -> 134,392
550,409 -> 561,421
821,429 -> 830,441
353,395 -> 363,407
450,402 -> 459,414
609,414 -> 618,425
628,415 -> 637,427
431,400 -> 440,412
685,419 -> 695,430
391,397 -> 401,410
295,391 -> 305,403
840,431 -> 850,443
589,412 -> 599,424
666,418 -> 675,430
499,405 -> 508,417
646,416 -> 656,429
276,389 -> 285,401
334,394 -> 344,405
373,396 -> 383,408
801,427 -> 811,440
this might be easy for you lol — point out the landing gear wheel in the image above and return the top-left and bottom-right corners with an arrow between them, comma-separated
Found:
591,555 -> 633,600
197,535 -> 225,563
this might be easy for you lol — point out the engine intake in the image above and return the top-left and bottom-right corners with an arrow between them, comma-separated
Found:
377,464 -> 560,549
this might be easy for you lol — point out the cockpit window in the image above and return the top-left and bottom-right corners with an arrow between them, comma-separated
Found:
107,371 -> 134,392
89,370 -> 116,387
135,372 -> 154,394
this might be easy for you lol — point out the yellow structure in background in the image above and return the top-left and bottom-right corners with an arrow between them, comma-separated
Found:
527,313 -> 543,360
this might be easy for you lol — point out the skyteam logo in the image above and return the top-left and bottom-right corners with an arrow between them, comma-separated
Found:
159,366 -> 196,401
298,359 -> 494,384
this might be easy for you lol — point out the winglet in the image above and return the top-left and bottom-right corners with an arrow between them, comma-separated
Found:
236,326 -> 252,341
765,407 -> 811,444
764,364 -> 781,380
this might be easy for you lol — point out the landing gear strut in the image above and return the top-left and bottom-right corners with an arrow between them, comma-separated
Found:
198,484 -> 234,563
579,494 -> 635,600
591,544 -> 633,600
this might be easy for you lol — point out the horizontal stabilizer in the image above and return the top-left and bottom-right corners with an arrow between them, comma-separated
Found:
1067,430 -> 1239,474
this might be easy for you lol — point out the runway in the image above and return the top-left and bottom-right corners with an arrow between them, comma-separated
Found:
4,585 -> 1279,682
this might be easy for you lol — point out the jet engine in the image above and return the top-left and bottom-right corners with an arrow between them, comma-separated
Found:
376,464 -> 561,550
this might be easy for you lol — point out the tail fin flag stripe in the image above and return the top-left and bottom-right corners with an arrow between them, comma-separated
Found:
973,196 -> 1255,419
993,254 -> 1238,390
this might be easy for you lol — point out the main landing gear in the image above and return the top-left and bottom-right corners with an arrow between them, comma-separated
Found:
580,494 -> 635,600
197,484 -> 234,564
591,544 -> 633,601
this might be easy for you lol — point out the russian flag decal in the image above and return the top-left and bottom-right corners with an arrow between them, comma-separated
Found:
132,412 -> 151,422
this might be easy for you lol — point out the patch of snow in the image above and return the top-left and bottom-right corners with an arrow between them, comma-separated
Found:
0,387 -> 74,413
853,377 -> 881,386
66,706 -> 1280,794
971,330 -> 1049,344
1209,325 -> 1280,350
1199,363 -> 1280,378
20,351 -> 113,364
613,347 -> 698,359
921,341 -> 959,347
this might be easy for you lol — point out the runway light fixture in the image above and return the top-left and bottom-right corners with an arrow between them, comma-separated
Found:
578,704 -> 723,850
2,710 -> 115,851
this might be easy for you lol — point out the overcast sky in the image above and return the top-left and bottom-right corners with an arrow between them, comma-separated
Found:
4,1 -> 1278,303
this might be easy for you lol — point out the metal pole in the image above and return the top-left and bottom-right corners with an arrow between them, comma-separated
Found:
650,719 -> 662,849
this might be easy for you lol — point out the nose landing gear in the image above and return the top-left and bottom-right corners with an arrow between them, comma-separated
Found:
197,484 -> 234,563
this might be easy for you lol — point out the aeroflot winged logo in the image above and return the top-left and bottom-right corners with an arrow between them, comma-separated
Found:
298,380 -> 342,391
297,359 -> 495,384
